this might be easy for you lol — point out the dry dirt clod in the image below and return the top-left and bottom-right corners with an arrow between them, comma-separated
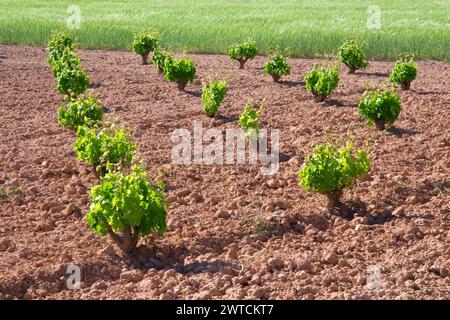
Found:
35,221 -> 54,232
267,257 -> 285,270
98,245 -> 115,256
193,290 -> 212,300
226,247 -> 239,260
216,209 -> 231,219
62,203 -> 76,216
392,206 -> 405,216
91,280 -> 108,290
322,252 -> 339,265
0,239 -> 11,252
249,286 -> 266,299
266,179 -> 279,189
167,217 -> 180,231
120,270 -> 143,283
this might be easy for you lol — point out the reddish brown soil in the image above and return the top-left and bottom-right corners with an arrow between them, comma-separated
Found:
0,45 -> 449,300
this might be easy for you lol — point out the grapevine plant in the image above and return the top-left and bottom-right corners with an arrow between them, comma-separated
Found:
58,94 -> 103,129
228,40 -> 257,69
264,53 -> 291,82
47,32 -> 89,98
201,80 -> 227,118
74,125 -> 136,176
358,87 -> 401,130
132,30 -> 159,64
389,54 -> 418,90
87,164 -> 167,253
47,32 -> 74,67
338,40 -> 368,74
152,49 -> 169,73
50,49 -> 81,77
238,99 -> 264,138
304,64 -> 340,102
56,65 -> 89,98
299,140 -> 371,212
163,56 -> 196,91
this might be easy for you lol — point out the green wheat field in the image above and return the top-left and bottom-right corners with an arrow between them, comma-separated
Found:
0,0 -> 449,60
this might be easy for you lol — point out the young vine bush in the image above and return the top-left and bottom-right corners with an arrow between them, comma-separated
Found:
338,40 -> 368,74
132,30 -> 159,64
163,56 -> 196,91
389,54 -> 418,90
238,99 -> 264,138
74,125 -> 136,176
228,40 -> 257,69
298,140 -> 371,212
201,80 -> 227,118
358,87 -> 401,131
87,164 -> 167,253
47,31 -> 74,67
152,49 -> 169,73
264,53 -> 291,82
304,64 -> 340,102
58,94 -> 103,129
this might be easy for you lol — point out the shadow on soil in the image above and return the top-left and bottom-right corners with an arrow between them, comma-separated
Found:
174,260 -> 240,275
362,71 -> 390,78
278,80 -> 305,87
215,114 -> 239,124
298,201 -> 394,227
323,99 -> 357,108
89,82 -> 101,89
279,151 -> 294,163
413,90 -> 448,96
184,90 -> 201,97
387,126 -> 420,137
120,231 -> 249,275
336,200 -> 394,225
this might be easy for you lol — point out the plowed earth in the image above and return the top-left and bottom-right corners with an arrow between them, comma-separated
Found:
0,45 -> 449,299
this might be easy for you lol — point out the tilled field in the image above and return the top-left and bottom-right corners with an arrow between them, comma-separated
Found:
0,45 -> 449,300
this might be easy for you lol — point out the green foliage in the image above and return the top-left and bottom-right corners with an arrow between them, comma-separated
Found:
201,80 -> 227,117
389,55 -> 417,89
87,164 -> 167,253
228,40 -> 258,59
47,31 -> 74,66
74,125 -> 136,174
58,94 -> 103,128
152,49 -> 169,72
264,53 -> 291,81
47,31 -> 89,98
132,30 -> 159,63
358,87 -> 401,127
238,99 -> 264,138
338,39 -> 368,73
228,40 -> 257,68
163,56 -> 196,90
298,140 -> 371,196
56,64 -> 89,98
50,49 -> 81,77
304,64 -> 340,102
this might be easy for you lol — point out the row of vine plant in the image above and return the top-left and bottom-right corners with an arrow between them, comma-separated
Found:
48,32 -> 167,253
47,30 -> 418,254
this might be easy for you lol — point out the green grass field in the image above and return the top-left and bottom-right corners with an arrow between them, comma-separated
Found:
0,0 -> 449,60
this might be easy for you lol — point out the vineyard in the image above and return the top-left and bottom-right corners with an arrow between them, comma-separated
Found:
0,26 -> 449,300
